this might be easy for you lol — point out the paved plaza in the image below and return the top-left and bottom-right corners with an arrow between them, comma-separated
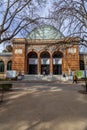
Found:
0,81 -> 87,130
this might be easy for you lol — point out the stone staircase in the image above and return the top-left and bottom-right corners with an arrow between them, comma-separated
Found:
22,75 -> 67,81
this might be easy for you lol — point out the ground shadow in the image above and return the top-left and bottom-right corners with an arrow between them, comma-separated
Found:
78,90 -> 87,94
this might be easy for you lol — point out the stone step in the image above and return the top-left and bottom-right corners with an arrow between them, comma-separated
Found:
23,75 -> 68,81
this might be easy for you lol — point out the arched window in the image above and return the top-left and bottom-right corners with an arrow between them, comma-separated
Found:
80,60 -> 84,70
53,51 -> 63,58
40,51 -> 50,75
0,60 -> 4,72
40,51 -> 50,58
27,52 -> 38,74
52,51 -> 63,75
7,61 -> 12,70
28,52 -> 37,58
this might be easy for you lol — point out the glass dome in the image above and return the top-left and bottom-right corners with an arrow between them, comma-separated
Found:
27,25 -> 64,40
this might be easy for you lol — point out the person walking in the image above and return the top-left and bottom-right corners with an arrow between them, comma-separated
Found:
73,74 -> 78,83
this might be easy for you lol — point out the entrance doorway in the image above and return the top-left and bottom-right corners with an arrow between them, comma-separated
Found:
53,65 -> 62,74
27,52 -> 38,74
40,51 -> 50,75
53,51 -> 63,75
41,65 -> 50,75
29,65 -> 37,74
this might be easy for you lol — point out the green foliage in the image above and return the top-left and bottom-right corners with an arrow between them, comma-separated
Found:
76,70 -> 83,78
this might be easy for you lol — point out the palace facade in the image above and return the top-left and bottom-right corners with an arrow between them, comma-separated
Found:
0,25 -> 85,78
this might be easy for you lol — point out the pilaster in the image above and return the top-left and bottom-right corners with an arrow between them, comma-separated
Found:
38,54 -> 41,75
50,55 -> 53,75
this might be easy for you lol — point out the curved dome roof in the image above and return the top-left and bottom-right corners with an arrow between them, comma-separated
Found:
27,25 -> 64,40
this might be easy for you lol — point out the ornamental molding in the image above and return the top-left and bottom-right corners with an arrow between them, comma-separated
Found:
15,49 -> 22,54
14,44 -> 25,47
27,47 -> 42,52
68,48 -> 76,54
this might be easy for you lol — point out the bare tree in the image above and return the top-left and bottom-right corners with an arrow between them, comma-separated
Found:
3,45 -> 13,52
0,0 -> 46,44
50,0 -> 87,47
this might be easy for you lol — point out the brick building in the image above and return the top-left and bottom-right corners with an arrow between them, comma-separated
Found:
0,25 -> 81,78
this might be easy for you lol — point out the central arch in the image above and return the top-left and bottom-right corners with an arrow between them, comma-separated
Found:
40,51 -> 50,75
52,51 -> 63,75
27,52 -> 38,74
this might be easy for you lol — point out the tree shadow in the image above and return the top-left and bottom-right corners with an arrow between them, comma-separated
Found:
84,126 -> 87,130
78,90 -> 87,94
25,120 -> 41,130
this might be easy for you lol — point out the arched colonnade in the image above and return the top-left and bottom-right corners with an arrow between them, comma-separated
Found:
0,60 -> 12,73
27,51 -> 63,75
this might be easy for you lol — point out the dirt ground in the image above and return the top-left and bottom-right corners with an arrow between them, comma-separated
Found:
0,81 -> 87,130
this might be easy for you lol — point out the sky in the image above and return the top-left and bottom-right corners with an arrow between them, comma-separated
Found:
0,0 -> 53,52
40,1 -> 53,17
0,0 -> 87,52
0,43 -> 4,52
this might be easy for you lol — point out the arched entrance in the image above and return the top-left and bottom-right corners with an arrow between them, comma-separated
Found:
53,51 -> 63,75
27,52 -> 38,74
0,60 -> 4,72
7,60 -> 12,70
40,51 -> 50,75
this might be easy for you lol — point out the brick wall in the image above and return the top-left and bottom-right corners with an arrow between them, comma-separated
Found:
12,39 -> 80,75
12,43 -> 26,74
62,45 -> 80,74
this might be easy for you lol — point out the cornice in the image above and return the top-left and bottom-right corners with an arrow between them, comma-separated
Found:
12,37 -> 80,45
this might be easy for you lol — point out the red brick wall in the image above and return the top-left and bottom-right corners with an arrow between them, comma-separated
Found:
12,39 -> 80,75
62,45 -> 80,74
12,43 -> 26,74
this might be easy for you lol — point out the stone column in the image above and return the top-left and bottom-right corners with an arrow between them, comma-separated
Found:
4,60 -> 7,78
50,55 -> 53,75
26,52 -> 28,74
38,54 -> 41,75
4,60 -> 7,72
5,64 -> 7,72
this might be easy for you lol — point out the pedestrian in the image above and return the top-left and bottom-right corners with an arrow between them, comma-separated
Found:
73,74 -> 78,83
43,71 -> 45,76
63,73 -> 66,77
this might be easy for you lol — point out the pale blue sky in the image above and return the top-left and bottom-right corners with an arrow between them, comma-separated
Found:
0,0 -> 87,52
40,0 -> 53,17
0,0 -> 53,52
0,43 -> 4,52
